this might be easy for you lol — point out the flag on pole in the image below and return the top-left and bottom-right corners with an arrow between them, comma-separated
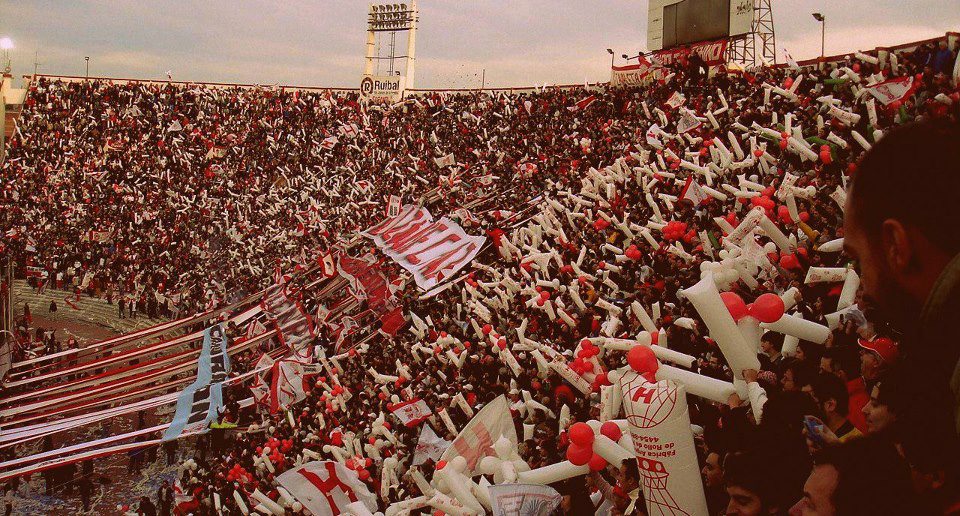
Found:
567,95 -> 597,112
270,360 -> 315,414
389,398 -> 433,427
864,74 -> 922,105
665,91 -> 686,109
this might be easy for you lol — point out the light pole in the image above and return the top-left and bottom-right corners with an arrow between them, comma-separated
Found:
607,48 -> 614,68
85,56 -> 90,78
0,38 -> 13,75
812,13 -> 825,58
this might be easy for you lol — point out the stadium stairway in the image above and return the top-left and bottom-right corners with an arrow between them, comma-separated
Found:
3,107 -> 17,141
11,279 -> 165,334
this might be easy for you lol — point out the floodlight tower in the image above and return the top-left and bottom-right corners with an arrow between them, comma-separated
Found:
365,2 -> 419,91
728,0 -> 777,67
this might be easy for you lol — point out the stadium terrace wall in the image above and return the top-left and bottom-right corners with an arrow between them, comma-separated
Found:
19,31 -> 959,96
787,31 -> 958,69
23,73 -> 606,96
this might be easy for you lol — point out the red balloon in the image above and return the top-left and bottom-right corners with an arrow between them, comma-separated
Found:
820,150 -> 833,165
588,453 -> 608,472
358,469 -> 371,481
627,346 -> 659,375
568,422 -> 595,446
600,421 -> 623,442
436,460 -> 447,470
482,324 -> 492,335
779,254 -> 800,270
750,293 -> 785,323
650,330 -> 659,345
720,291 -> 749,321
566,443 -> 594,466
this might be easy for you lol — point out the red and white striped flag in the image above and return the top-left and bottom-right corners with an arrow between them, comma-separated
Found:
567,94 -> 597,112
270,360 -> 314,414
276,461 -> 377,516
389,398 -> 433,427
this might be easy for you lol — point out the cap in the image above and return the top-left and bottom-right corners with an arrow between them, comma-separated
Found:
858,337 -> 899,364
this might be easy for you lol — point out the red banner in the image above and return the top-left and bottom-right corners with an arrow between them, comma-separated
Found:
654,39 -> 729,67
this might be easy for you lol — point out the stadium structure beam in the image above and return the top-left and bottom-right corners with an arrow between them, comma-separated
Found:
727,0 -> 777,67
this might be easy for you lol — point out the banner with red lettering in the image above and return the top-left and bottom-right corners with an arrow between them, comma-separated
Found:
654,39 -> 729,67
361,205 -> 486,290
610,56 -> 665,87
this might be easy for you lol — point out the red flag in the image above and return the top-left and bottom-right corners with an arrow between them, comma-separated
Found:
567,95 -> 597,112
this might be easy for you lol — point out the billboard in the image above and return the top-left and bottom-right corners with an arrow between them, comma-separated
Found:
648,0 -> 754,52
360,74 -> 405,102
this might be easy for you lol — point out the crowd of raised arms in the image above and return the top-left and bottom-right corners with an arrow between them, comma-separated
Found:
1,38 -> 959,515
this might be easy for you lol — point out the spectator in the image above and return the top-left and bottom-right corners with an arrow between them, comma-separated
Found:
793,436 -> 915,515
811,374 -> 863,443
843,119 -> 960,432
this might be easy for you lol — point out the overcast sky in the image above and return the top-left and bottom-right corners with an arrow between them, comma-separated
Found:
3,1 -> 958,89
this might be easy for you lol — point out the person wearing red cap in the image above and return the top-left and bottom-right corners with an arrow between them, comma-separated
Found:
857,336 -> 898,383
843,120 -> 960,433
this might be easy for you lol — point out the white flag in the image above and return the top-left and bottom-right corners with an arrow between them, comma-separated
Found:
440,395 -> 517,474
679,177 -> 708,206
434,153 -> 457,168
276,461 -> 377,516
665,91 -> 686,109
412,425 -> 451,466
677,110 -> 702,134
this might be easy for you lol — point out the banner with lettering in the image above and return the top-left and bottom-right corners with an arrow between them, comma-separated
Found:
361,205 -> 486,290
654,39 -> 729,67
163,324 -> 231,441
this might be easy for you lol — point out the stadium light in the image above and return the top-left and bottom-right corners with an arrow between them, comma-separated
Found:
812,13 -> 825,58
1,37 -> 12,75
606,48 -> 615,68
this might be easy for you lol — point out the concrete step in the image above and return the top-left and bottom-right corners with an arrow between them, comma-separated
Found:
12,280 -> 164,334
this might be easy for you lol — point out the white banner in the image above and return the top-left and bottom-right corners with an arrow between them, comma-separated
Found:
362,205 -> 486,290
489,484 -> 562,516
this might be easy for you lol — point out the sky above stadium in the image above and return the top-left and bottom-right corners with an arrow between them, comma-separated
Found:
3,1 -> 958,88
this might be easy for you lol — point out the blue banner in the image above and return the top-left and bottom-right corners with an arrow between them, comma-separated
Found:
163,324 -> 231,441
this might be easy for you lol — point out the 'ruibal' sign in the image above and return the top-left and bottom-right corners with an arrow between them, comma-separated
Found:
360,74 -> 405,102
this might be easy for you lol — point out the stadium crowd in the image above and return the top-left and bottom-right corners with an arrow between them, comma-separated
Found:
2,36 -> 960,515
